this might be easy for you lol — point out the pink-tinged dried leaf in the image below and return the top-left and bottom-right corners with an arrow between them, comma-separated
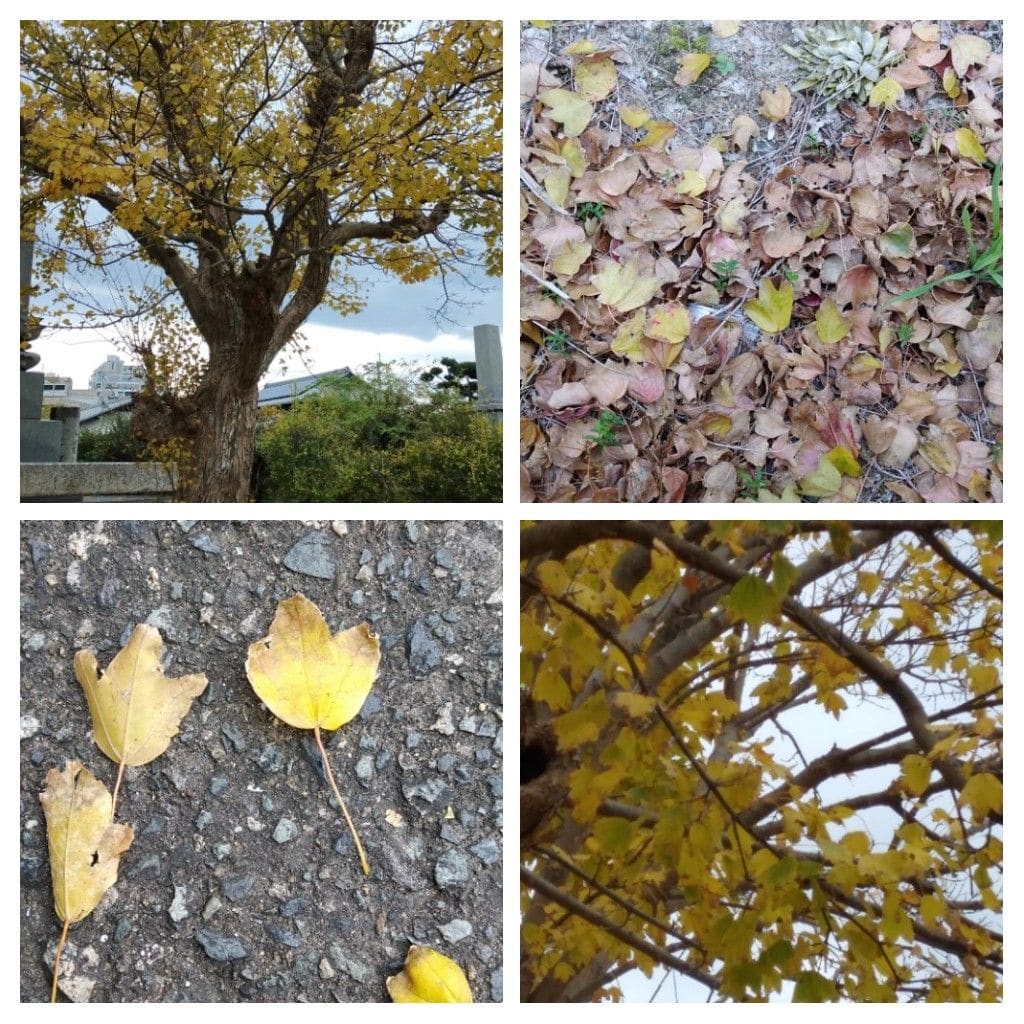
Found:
520,464 -> 536,502
919,475 -> 962,503
732,114 -> 759,151
582,363 -> 629,406
955,440 -> 991,485
597,153 -> 641,195
624,459 -> 658,502
849,185 -> 889,227
836,265 -> 879,308
762,221 -> 807,258
534,217 -> 585,254
548,420 -> 591,469
702,461 -> 738,502
983,362 -> 1002,407
950,34 -> 992,76
753,408 -> 789,439
546,381 -> 592,410
759,85 -> 791,122
924,293 -> 976,329
658,467 -> 688,502
969,94 -> 1001,130
889,61 -> 933,90
956,313 -> 1001,369
912,22 -> 939,42
625,363 -> 665,403
711,21 -> 740,38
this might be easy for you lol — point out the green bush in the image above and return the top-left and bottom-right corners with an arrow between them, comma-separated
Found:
255,365 -> 501,502
76,413 -> 148,463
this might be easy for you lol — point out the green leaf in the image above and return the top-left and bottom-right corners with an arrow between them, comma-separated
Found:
592,816 -> 633,857
793,971 -> 838,1002
725,574 -> 781,629
769,554 -> 799,598
762,855 -> 798,887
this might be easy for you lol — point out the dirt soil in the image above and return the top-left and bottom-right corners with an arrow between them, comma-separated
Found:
20,520 -> 503,1003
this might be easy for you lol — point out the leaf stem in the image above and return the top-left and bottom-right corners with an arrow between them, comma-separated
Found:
314,725 -> 369,875
110,758 -> 126,820
51,918 -> 70,1003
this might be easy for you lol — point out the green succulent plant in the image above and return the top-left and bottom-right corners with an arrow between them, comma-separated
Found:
782,22 -> 902,110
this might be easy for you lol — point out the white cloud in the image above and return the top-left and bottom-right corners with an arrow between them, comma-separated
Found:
31,322 -> 479,389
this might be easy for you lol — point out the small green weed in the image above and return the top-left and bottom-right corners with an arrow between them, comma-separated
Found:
711,258 -> 739,295
575,201 -> 606,222
887,161 -> 1002,307
544,327 -> 571,354
782,267 -> 801,284
894,321 -> 914,346
588,409 -> 626,446
541,286 -> 566,307
713,53 -> 736,76
738,467 -> 770,499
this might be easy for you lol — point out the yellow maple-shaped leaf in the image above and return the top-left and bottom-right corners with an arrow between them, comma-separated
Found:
869,76 -> 904,110
552,239 -> 591,277
75,624 -> 207,811
675,52 -> 712,86
745,279 -> 793,333
538,88 -> 594,137
899,753 -> 932,796
954,127 -> 987,164
814,297 -> 850,344
675,169 -> 707,197
635,120 -> 675,150
575,56 -> 617,101
646,302 -> 691,345
619,104 -> 650,128
246,593 -> 381,873
40,761 -> 134,1002
960,772 -> 1002,823
799,456 -> 842,498
610,309 -> 647,359
387,945 -> 473,1002
593,261 -> 661,312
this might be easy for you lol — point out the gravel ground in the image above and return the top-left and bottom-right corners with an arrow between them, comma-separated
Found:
20,519 -> 503,1003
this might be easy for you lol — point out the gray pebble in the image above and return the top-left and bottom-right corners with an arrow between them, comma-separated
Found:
213,843 -> 232,861
458,713 -> 479,734
454,765 -> 471,783
477,717 -> 498,739
413,574 -> 432,594
178,520 -> 197,532
376,552 -> 395,576
24,632 -> 46,653
258,744 -> 285,773
29,539 -> 50,569
20,714 -> 41,740
274,818 -> 299,843
169,581 -> 185,600
351,589 -> 364,607
405,732 -> 422,749
404,521 -> 421,543
407,620 -> 442,675
491,968 -> 503,1002
280,897 -> 307,918
438,919 -> 472,943
114,918 -> 132,942
189,532 -> 222,555
221,722 -> 247,752
355,754 -> 374,782
470,837 -> 500,865
209,777 -> 228,797
21,851 -> 45,885
195,929 -> 248,961
439,822 -> 464,844
66,560 -> 83,588
128,854 -> 161,879
431,703 -> 455,735
203,896 -> 223,921
195,810 -> 213,831
43,938 -> 98,1002
97,578 -> 121,609
475,748 -> 491,764
169,885 -> 189,923
358,693 -> 382,720
435,548 -> 456,569
493,728 -> 503,755
328,944 -> 370,984
486,775 -> 503,798
437,754 -> 456,772
264,922 -> 302,948
403,777 -> 449,807
283,532 -> 336,580
221,876 -> 255,902
434,849 -> 470,888
319,957 -> 336,980
30,747 -> 47,766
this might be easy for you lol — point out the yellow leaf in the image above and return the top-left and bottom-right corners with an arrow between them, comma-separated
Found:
825,445 -> 861,478
552,239 -> 591,277
635,120 -> 675,150
39,761 -> 134,924
950,34 -> 992,76
594,261 -> 661,312
75,624 -> 208,768
575,56 -> 617,101
712,21 -> 741,38
868,77 -> 904,110
675,169 -> 707,197
619,104 -> 650,128
900,753 -> 932,796
246,593 -> 381,873
646,302 -> 691,345
561,138 -> 587,176
538,88 -> 594,137
716,195 -> 747,233
563,39 -> 596,56
955,127 -> 987,164
960,772 -> 1002,822
943,68 -> 962,100
760,85 -> 791,122
387,945 -> 473,1002
612,691 -> 658,717
799,457 -> 842,498
967,664 -> 1000,696
814,297 -> 850,344
675,53 -> 712,86
745,279 -> 793,333
610,309 -> 647,359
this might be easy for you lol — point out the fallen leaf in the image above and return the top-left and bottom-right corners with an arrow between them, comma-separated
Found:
538,88 -> 594,137
636,120 -> 676,150
646,302 -> 691,345
675,53 -> 712,86
594,261 -> 662,312
825,445 -> 861,478
711,21 -> 740,38
799,457 -> 842,498
731,114 -> 759,151
760,85 -> 791,122
246,593 -> 381,873
575,56 -> 617,101
387,945 -> 473,1002
954,127 -> 988,164
620,104 -> 650,128
943,68 -> 962,100
950,35 -> 992,76
762,221 -> 806,258
878,222 -> 917,259
814,297 -> 850,344
676,169 -> 707,197
75,625 -> 207,812
869,77 -> 904,110
716,195 -> 748,233
745,279 -> 793,333
40,761 -> 134,1002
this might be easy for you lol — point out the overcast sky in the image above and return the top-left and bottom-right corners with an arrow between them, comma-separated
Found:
31,265 -> 500,389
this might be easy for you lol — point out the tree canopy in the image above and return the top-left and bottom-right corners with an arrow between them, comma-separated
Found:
521,521 -> 1002,1002
20,20 -> 501,499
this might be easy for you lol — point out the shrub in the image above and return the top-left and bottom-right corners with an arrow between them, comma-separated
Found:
255,365 -> 501,502
76,413 -> 148,463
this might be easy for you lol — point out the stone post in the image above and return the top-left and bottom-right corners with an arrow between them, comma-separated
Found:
473,323 -> 502,422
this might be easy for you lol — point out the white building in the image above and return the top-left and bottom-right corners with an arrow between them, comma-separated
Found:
88,355 -> 144,398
